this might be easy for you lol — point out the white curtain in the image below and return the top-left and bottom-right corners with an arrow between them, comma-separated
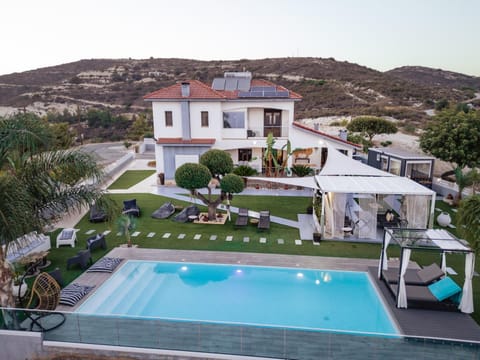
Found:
441,252 -> 447,273
406,195 -> 429,228
459,252 -> 475,314
324,193 -> 334,238
358,196 -> 377,239
333,193 -> 347,238
378,230 -> 392,278
397,248 -> 411,308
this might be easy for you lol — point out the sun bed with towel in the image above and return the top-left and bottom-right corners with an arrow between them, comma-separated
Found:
382,263 -> 444,286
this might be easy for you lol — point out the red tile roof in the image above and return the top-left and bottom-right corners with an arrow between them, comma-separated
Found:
156,138 -> 216,145
144,79 -> 302,101
292,122 -> 362,149
144,80 -> 225,100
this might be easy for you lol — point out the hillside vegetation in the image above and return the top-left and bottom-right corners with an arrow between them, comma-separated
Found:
0,57 -> 478,136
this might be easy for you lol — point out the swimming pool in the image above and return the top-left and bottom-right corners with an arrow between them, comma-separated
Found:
77,261 -> 399,335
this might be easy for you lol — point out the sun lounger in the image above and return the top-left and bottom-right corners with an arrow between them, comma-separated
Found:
257,210 -> 270,231
382,263 -> 444,285
151,202 -> 175,219
173,205 -> 200,222
387,277 -> 462,311
235,208 -> 249,228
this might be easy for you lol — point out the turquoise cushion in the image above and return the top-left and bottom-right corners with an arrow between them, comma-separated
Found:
428,277 -> 461,301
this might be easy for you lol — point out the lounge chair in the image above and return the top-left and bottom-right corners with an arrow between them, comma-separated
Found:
173,205 -> 200,222
122,199 -> 140,217
86,233 -> 107,251
235,208 -> 249,228
89,204 -> 107,223
66,249 -> 92,270
257,210 -> 270,231
382,263 -> 444,285
387,276 -> 462,311
20,272 -> 66,332
151,202 -> 175,219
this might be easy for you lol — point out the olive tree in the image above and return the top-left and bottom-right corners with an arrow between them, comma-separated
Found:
420,108 -> 480,202
346,116 -> 397,142
175,150 -> 244,221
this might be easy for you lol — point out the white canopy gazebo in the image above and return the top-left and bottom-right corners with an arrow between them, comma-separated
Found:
315,146 -> 436,240
378,228 -> 474,313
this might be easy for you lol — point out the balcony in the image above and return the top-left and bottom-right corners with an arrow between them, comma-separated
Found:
246,125 -> 289,138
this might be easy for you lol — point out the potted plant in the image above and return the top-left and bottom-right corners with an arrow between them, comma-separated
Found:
313,232 -> 322,243
10,263 -> 27,299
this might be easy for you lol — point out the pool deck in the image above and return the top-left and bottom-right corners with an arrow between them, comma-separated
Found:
58,248 -> 480,344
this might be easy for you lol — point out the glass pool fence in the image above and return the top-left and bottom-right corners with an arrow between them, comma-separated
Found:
1,307 -> 479,360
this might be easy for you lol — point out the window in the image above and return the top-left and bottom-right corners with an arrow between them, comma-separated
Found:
238,149 -> 252,162
389,158 -> 401,175
165,111 -> 173,127
381,156 -> 389,171
201,111 -> 209,127
406,161 -> 431,178
223,111 -> 245,128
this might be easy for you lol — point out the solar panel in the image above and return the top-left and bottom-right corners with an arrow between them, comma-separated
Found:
238,90 -> 290,98
250,86 -> 276,92
212,78 -> 226,90
237,78 -> 251,91
225,78 -> 238,91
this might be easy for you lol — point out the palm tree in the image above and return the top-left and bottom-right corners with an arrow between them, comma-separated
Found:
0,114 -> 111,307
456,195 -> 480,251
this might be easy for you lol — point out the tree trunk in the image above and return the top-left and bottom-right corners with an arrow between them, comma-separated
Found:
194,189 -> 225,221
0,256 -> 14,308
207,205 -> 217,221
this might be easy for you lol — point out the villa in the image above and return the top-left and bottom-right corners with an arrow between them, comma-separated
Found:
144,71 -> 361,182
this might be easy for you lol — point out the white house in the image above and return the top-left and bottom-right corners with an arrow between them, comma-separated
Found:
144,72 -> 361,181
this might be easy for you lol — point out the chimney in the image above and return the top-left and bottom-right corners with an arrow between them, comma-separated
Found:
181,82 -> 190,97
338,129 -> 348,141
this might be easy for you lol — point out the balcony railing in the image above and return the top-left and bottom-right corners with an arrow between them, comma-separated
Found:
1,307 -> 479,359
247,126 -> 289,138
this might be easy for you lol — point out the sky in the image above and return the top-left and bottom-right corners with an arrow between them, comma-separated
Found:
1,0 -> 479,76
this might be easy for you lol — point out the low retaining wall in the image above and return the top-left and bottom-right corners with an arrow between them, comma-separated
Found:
0,329 -> 43,360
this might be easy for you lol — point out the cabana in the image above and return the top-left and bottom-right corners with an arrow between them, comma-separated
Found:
315,146 -> 436,240
378,228 -> 474,313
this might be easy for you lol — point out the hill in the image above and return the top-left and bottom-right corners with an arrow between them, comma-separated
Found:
0,57 -> 478,127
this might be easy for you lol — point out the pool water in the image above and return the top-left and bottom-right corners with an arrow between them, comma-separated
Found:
76,261 -> 398,335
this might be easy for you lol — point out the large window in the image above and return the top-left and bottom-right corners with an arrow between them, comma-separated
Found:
201,111 -> 209,127
406,161 -> 431,178
165,111 -> 173,127
238,148 -> 252,162
223,111 -> 245,128
389,158 -> 401,175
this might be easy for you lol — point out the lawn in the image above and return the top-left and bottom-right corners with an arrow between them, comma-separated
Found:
40,194 -> 480,324
107,170 -> 155,189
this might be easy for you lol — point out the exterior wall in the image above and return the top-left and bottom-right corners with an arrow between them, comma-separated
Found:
155,145 -> 165,173
289,127 -> 355,158
152,102 -> 183,139
189,102 -> 222,140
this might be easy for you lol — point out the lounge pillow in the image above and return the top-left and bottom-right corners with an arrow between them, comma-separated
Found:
59,230 -> 74,240
428,277 -> 461,301
59,283 -> 94,306
87,257 -> 123,273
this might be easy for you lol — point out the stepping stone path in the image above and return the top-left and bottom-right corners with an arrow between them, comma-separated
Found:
85,230 -> 95,235
131,231 -> 140,237
243,237 -> 250,243
178,234 -> 186,239
451,209 -> 458,213
103,230 -> 111,235
194,234 -> 201,240
147,232 -> 156,238
295,239 -> 302,245
277,239 -> 284,245
259,237 -> 267,244
209,235 -> 217,241
313,241 -> 320,246
116,232 -> 122,236
448,224 -> 456,229
162,233 -> 171,238
225,235 -> 233,242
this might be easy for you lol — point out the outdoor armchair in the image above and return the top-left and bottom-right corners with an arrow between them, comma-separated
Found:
122,199 -> 141,217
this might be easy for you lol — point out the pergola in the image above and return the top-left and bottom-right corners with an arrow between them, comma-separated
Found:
378,227 -> 475,313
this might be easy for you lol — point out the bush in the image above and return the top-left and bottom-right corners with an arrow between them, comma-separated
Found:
291,165 -> 314,177
232,165 -> 258,177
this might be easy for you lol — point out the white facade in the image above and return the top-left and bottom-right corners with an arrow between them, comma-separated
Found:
148,82 -> 359,181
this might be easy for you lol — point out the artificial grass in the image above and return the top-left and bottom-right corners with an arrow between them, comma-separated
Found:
107,170 -> 155,189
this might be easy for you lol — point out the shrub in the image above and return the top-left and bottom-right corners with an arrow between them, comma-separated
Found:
291,165 -> 314,177
232,165 -> 258,177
